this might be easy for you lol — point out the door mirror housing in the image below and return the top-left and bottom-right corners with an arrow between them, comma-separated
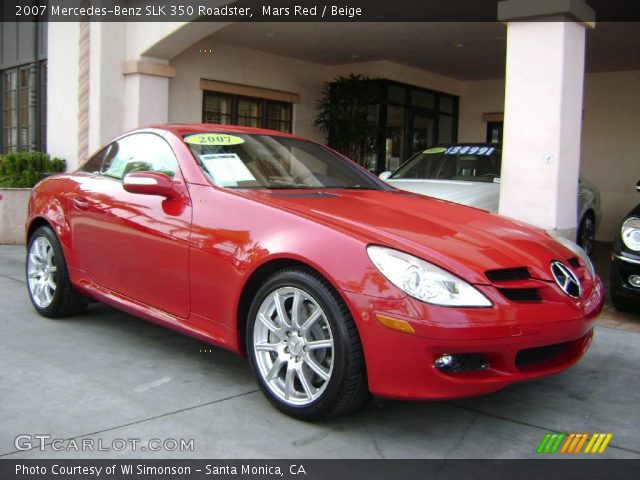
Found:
123,171 -> 179,199
636,180 -> 640,192
379,171 -> 392,180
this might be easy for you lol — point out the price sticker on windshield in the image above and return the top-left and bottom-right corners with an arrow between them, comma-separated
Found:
185,133 -> 245,146
444,146 -> 496,156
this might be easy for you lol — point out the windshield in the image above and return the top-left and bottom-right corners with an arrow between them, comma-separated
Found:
390,145 -> 502,182
184,132 -> 382,190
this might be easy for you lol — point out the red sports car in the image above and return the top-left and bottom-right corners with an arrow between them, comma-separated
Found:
26,125 -> 604,420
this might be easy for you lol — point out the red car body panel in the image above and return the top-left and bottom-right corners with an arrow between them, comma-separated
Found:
26,124 -> 605,400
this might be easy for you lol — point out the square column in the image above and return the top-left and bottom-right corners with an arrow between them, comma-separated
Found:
498,0 -> 594,240
122,60 -> 176,131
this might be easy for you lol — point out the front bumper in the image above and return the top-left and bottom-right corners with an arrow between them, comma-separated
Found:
611,253 -> 640,302
342,277 -> 604,400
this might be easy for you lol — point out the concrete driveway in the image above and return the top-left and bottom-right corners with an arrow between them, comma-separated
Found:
1,244 -> 639,459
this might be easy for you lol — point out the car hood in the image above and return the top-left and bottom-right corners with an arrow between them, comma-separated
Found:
385,179 -> 499,213
247,189 -> 573,285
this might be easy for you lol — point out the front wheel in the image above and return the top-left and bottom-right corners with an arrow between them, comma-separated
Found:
26,226 -> 87,318
611,283 -> 640,313
247,268 -> 367,420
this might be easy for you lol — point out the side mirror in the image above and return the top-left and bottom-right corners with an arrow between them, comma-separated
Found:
379,171 -> 392,180
123,171 -> 179,199
636,180 -> 640,192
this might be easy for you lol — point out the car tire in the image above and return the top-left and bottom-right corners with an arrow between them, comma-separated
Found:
246,267 -> 367,420
26,226 -> 88,318
577,214 -> 596,257
610,283 -> 640,313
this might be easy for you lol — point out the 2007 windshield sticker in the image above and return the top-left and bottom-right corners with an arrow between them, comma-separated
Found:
445,145 -> 496,155
185,133 -> 245,146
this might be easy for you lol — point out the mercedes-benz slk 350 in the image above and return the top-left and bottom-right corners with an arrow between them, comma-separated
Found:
26,125 -> 604,419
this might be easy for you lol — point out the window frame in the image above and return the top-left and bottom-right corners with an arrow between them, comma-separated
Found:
80,132 -> 182,182
202,90 -> 293,134
1,62 -> 46,153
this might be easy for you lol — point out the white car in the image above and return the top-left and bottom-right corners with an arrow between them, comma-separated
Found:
380,144 -> 601,256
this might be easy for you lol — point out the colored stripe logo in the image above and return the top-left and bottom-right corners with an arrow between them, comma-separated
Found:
537,433 -> 613,454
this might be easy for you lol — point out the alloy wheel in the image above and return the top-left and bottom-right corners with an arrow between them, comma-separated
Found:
252,287 -> 334,406
27,236 -> 58,308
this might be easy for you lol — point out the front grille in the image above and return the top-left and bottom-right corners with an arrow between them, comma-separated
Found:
568,257 -> 580,268
516,342 -> 570,368
497,288 -> 542,302
455,354 -> 489,371
485,267 -> 531,283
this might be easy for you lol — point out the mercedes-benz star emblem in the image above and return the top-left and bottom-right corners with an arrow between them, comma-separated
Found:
550,261 -> 581,298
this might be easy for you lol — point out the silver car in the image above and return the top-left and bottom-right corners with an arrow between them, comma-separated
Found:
380,144 -> 601,256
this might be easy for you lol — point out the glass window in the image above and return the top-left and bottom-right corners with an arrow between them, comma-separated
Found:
185,133 -> 383,190
2,70 -> 18,153
385,106 -> 405,171
439,95 -> 454,114
203,92 -> 232,125
266,101 -> 292,133
410,114 -> 434,154
411,90 -> 435,109
102,134 -> 178,180
486,121 -> 503,144
80,145 -> 113,173
202,90 -> 293,133
387,85 -> 406,105
391,145 -> 501,182
438,115 -> 454,144
237,97 -> 262,128
1,63 -> 44,153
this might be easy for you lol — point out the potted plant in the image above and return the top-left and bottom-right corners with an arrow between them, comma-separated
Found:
0,152 -> 65,244
314,74 -> 379,167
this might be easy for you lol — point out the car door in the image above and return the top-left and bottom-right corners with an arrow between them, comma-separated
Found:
70,132 -> 191,319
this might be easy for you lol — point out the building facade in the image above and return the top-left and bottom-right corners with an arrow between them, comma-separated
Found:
1,1 -> 639,242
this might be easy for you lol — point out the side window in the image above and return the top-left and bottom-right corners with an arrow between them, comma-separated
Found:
79,144 -> 114,173
101,133 -> 178,180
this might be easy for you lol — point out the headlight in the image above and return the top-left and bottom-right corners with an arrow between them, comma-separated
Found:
621,217 -> 640,252
366,246 -> 492,307
548,233 -> 596,278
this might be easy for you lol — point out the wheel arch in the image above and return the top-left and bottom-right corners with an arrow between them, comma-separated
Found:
235,257 -> 355,355
26,216 -> 54,243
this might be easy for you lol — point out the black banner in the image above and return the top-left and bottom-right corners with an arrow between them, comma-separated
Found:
1,460 -> 640,480
2,0 -> 640,23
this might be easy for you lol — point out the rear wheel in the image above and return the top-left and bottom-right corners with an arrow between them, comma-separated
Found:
247,268 -> 367,420
26,226 -> 87,318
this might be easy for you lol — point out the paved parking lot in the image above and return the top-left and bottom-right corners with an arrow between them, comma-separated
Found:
1,244 -> 639,459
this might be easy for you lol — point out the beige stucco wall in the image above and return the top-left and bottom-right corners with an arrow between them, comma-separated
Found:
330,60 -> 464,97
168,41 -> 329,143
458,70 -> 640,241
168,42 -> 467,144
0,189 -> 30,244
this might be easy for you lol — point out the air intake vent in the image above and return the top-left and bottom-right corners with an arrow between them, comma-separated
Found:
516,342 -> 569,368
486,267 -> 531,283
498,288 -> 542,302
567,257 -> 580,268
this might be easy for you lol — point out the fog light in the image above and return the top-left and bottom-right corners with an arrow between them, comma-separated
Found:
434,353 -> 489,372
434,354 -> 455,370
629,275 -> 640,288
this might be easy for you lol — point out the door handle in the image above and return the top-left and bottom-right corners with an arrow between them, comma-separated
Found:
72,197 -> 90,210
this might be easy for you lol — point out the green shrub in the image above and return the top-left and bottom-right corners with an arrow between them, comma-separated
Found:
0,152 -> 66,188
